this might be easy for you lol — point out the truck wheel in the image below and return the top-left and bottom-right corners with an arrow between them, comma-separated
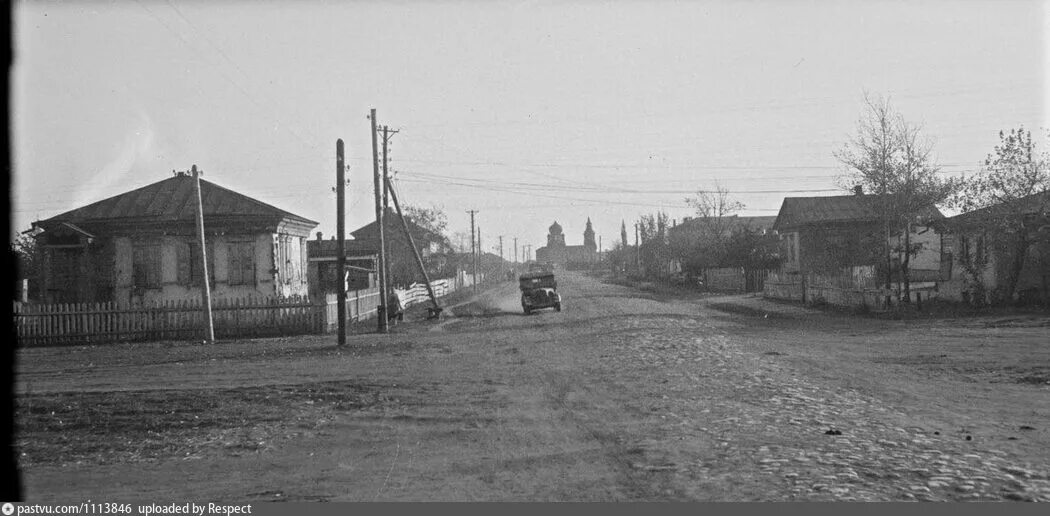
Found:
555,303 -> 562,312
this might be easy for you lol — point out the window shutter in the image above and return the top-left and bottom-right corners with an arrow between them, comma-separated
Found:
176,243 -> 190,286
228,243 -> 241,285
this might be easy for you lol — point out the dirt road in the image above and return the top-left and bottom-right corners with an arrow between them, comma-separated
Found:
16,271 -> 1050,501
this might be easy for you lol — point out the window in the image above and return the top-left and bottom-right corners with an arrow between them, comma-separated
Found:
228,242 -> 256,286
132,242 -> 161,289
784,232 -> 798,263
176,241 -> 215,287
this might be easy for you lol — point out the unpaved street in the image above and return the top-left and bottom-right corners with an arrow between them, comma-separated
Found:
17,271 -> 1050,501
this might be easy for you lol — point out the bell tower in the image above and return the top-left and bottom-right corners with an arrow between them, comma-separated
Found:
583,218 -> 596,251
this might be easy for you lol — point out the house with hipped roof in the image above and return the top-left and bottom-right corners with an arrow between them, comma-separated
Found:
772,191 -> 946,281
30,170 -> 317,305
937,190 -> 1050,304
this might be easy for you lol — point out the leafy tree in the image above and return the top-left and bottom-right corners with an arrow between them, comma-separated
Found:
673,185 -> 744,275
722,225 -> 783,271
637,212 -> 671,278
402,204 -> 451,252
952,127 -> 1050,304
11,232 -> 41,301
834,94 -> 957,302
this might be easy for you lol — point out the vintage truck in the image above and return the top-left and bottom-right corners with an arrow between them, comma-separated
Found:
519,271 -> 562,315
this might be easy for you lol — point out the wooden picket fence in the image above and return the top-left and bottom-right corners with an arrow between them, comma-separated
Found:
320,288 -> 382,333
13,275 -> 471,347
14,295 -> 323,347
394,278 -> 453,308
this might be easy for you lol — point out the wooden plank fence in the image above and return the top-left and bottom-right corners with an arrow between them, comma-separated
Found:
764,268 -> 904,311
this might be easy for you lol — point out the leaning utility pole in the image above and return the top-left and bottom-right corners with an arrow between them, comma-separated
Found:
467,210 -> 478,293
191,165 -> 215,344
336,140 -> 347,346
385,174 -> 442,318
370,109 -> 389,333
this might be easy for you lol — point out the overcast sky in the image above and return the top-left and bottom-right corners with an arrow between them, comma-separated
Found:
12,0 -> 1048,255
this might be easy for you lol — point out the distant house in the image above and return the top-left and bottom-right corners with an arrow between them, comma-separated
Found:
30,172 -> 317,305
938,190 -> 1050,304
772,193 -> 944,280
349,208 -> 451,288
305,232 -> 378,299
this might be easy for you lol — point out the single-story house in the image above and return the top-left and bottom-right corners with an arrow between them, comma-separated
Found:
938,190 -> 1050,304
30,170 -> 317,305
350,208 -> 451,288
772,192 -> 945,281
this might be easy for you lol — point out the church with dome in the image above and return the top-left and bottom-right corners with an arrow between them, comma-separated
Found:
535,219 -> 599,267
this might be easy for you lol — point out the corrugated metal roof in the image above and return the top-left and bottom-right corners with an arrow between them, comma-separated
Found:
36,174 -> 317,227
773,194 -> 943,230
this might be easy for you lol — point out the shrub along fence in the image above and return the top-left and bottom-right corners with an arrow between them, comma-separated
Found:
15,275 -> 467,347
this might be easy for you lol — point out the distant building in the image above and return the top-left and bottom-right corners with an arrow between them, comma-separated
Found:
535,219 -> 598,267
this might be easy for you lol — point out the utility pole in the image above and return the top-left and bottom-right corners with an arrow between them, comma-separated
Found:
336,140 -> 347,346
191,165 -> 215,344
467,210 -> 478,293
498,235 -> 504,280
599,235 -> 603,265
477,225 -> 482,283
380,125 -> 399,293
370,109 -> 389,333
513,237 -> 518,265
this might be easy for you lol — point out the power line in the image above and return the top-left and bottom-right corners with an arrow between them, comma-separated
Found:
133,0 -> 320,151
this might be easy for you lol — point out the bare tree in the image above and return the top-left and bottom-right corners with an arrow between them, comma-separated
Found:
834,94 -> 957,302
952,127 -> 1050,303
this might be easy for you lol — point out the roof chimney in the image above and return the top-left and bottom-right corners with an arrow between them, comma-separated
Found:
316,231 -> 323,241
853,185 -> 864,196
